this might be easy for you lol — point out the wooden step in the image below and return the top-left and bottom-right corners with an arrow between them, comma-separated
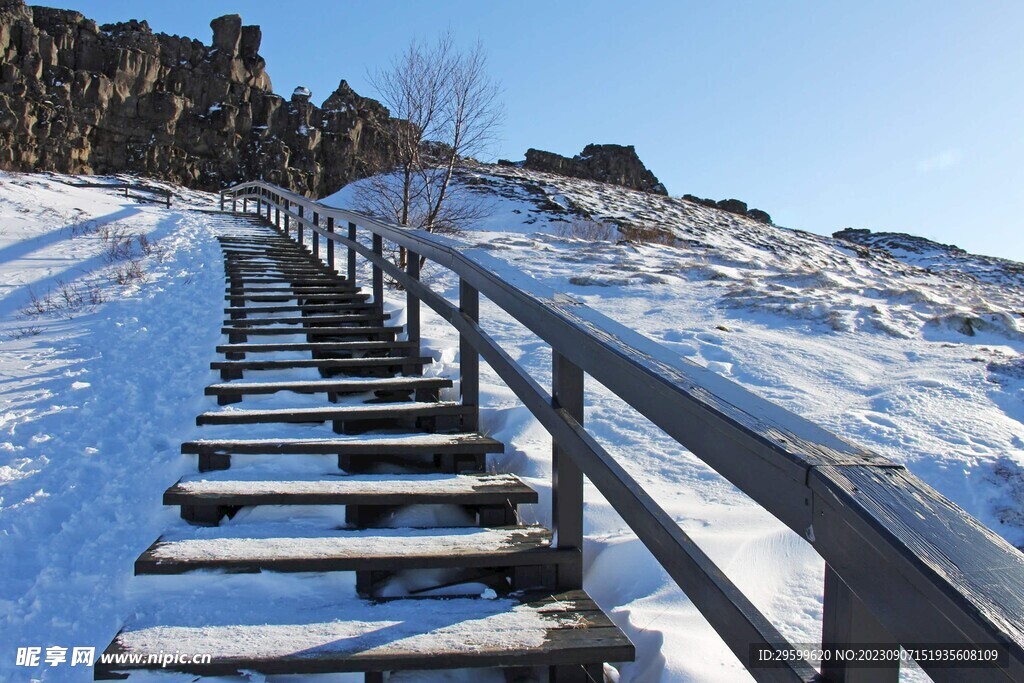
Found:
224,313 -> 389,326
164,472 -> 536,508
135,524 -> 566,574
196,401 -> 468,426
225,293 -> 371,302
95,590 -> 634,679
220,325 -> 399,337
224,303 -> 378,315
224,286 -> 359,294
210,356 -> 424,373
181,433 -> 504,456
205,376 -> 451,399
225,279 -> 353,288
215,340 -> 415,354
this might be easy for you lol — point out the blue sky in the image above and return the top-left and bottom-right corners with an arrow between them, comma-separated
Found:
62,1 -> 1024,261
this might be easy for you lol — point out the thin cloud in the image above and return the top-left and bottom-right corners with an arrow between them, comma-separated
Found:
917,148 -> 961,174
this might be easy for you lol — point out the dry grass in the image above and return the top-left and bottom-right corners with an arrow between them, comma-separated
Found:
555,217 -> 618,241
20,281 -> 105,319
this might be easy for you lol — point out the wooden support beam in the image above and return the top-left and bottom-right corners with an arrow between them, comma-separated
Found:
372,233 -> 383,312
327,216 -> 335,270
552,351 -> 584,591
820,564 -> 900,683
348,222 -> 358,285
460,279 -> 480,432
407,249 -> 421,360
313,211 -> 320,260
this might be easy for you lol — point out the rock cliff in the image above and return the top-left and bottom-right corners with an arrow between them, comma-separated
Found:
0,0 -> 396,195
518,143 -> 668,195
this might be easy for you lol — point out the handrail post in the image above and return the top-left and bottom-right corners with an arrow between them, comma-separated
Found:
266,193 -> 272,223
166,190 -> 171,209
372,233 -> 383,312
326,216 -> 335,271
821,564 -> 899,683
459,280 -> 479,432
283,199 -> 290,235
407,251 -> 421,359
347,222 -> 357,285
219,191 -> 225,211
297,205 -> 304,249
552,352 -> 584,590
274,202 -> 280,229
312,211 -> 320,260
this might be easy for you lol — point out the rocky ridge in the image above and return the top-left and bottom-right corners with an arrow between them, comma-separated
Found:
510,143 -> 668,196
0,0 -> 396,195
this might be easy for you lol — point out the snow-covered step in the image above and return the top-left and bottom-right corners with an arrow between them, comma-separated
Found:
225,275 -> 353,284
220,324 -> 400,337
164,472 -> 536,508
94,590 -> 633,679
205,376 -> 451,400
135,524 -> 566,575
225,292 -> 372,302
223,302 -> 378,315
226,264 -> 333,273
225,313 -> 390,326
196,401 -> 470,426
181,433 -> 504,456
210,355 -> 428,374
224,282 -> 358,291
215,340 -> 416,354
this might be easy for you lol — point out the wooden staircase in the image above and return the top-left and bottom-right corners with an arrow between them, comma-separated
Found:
96,214 -> 633,681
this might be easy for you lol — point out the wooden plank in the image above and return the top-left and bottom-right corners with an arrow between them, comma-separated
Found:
810,465 -> 1024,682
218,326 -> 400,337
224,314 -> 390,326
95,590 -> 633,679
223,303 -> 377,315
196,401 -> 469,426
164,472 -> 537,507
204,377 -> 450,397
180,434 -> 504,456
209,356 -> 426,372
135,525 -> 568,574
214,341 -> 415,354
224,293 -> 371,302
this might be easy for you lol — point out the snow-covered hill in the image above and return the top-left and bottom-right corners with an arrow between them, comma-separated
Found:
1,169 -> 1022,682
326,164 -> 1024,680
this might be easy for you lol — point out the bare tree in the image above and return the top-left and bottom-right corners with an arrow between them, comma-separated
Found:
358,33 -> 503,267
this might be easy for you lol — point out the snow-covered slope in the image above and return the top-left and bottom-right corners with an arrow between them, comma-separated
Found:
1,167 -> 1022,683
326,164 -> 1024,681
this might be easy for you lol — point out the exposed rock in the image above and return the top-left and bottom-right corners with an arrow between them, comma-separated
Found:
523,143 -> 667,195
716,198 -> 747,214
746,208 -> 772,224
0,1 -> 397,196
682,193 -> 772,224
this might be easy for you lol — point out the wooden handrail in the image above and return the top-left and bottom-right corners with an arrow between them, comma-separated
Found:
66,180 -> 173,207
221,181 -> 1024,683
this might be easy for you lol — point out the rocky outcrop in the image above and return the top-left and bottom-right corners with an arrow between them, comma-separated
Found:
520,143 -> 667,195
0,0 -> 396,195
682,193 -> 772,224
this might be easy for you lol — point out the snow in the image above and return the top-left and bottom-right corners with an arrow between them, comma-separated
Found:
147,524 -> 546,563
1,167 -> 1022,682
115,595 -> 555,657
324,165 -> 1024,681
175,472 -> 523,496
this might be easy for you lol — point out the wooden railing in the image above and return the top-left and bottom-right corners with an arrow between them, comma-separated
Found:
221,181 -> 1024,683
68,180 -> 173,207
